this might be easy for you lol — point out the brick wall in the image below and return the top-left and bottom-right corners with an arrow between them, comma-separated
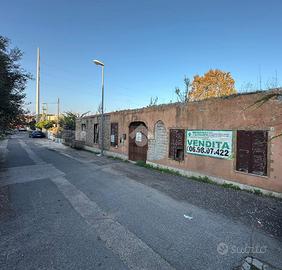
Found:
76,90 -> 282,193
76,115 -> 110,150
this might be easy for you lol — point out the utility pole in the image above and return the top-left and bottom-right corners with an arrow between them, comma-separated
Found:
57,97 -> 60,128
101,65 -> 104,156
36,48 -> 40,122
93,59 -> 105,156
42,102 -> 48,120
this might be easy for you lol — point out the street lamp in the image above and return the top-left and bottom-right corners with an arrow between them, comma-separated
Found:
93,59 -> 105,155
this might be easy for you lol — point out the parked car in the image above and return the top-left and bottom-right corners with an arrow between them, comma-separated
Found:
30,131 -> 45,138
18,126 -> 27,131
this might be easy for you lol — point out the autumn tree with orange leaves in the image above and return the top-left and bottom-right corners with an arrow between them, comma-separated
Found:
188,69 -> 237,101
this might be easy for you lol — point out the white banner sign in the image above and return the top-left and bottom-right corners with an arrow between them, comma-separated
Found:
135,132 -> 142,142
186,130 -> 233,159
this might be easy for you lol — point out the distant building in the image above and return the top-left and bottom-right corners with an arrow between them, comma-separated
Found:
40,114 -> 59,122
23,114 -> 36,124
76,90 -> 282,194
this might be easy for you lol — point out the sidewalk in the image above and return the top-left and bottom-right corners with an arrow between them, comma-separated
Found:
0,139 -> 8,164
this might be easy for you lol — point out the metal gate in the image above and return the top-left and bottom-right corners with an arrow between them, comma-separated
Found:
128,122 -> 148,162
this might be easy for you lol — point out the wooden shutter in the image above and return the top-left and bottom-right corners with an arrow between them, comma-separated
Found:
250,131 -> 268,176
94,124 -> 99,144
111,123 -> 118,146
236,131 -> 251,173
169,130 -> 175,158
169,129 -> 185,161
236,130 -> 268,176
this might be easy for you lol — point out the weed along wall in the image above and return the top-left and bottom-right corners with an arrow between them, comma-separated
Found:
76,90 -> 282,194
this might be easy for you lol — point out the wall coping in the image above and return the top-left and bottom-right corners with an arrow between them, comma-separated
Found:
77,89 -> 282,122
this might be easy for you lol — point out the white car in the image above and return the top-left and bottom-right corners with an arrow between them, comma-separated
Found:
18,127 -> 27,131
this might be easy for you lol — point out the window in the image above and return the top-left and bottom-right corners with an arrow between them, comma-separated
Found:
81,124 -> 86,131
110,123 -> 118,147
169,129 -> 185,161
236,130 -> 268,176
94,124 -> 99,144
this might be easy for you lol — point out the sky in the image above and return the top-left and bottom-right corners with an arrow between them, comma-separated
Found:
1,0 -> 282,115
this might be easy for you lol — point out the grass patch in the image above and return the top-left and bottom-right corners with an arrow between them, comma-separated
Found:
107,155 -> 129,162
244,188 -> 264,196
135,160 -> 147,167
253,189 -> 263,196
190,175 -> 214,184
136,161 -> 215,182
88,155 -> 276,199
136,160 -> 183,176
134,161 -> 272,197
222,183 -> 241,191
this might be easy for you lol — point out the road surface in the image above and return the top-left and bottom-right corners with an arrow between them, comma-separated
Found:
0,132 -> 281,270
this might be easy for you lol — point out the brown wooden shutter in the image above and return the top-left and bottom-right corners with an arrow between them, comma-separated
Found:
250,131 -> 268,176
94,124 -> 99,144
236,130 -> 268,176
111,123 -> 118,146
169,129 -> 185,161
236,130 -> 251,173
169,130 -> 175,158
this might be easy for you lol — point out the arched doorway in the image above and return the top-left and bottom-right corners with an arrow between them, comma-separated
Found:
128,122 -> 148,162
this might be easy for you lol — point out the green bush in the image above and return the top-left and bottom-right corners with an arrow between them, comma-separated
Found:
253,189 -> 263,196
35,120 -> 55,130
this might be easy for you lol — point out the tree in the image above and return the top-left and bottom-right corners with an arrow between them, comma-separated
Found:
59,112 -> 80,130
240,82 -> 256,93
35,120 -> 55,130
29,119 -> 36,130
148,96 -> 158,107
0,36 -> 31,133
59,111 -> 90,131
189,69 -> 237,101
175,76 -> 191,103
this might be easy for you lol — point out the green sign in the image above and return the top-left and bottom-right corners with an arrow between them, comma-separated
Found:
186,130 -> 233,159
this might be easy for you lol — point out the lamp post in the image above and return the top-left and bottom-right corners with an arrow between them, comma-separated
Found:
93,59 -> 105,155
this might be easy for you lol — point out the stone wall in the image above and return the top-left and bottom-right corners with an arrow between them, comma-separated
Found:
76,115 -> 110,150
148,120 -> 168,161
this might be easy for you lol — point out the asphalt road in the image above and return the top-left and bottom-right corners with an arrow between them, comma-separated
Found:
0,133 -> 281,270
